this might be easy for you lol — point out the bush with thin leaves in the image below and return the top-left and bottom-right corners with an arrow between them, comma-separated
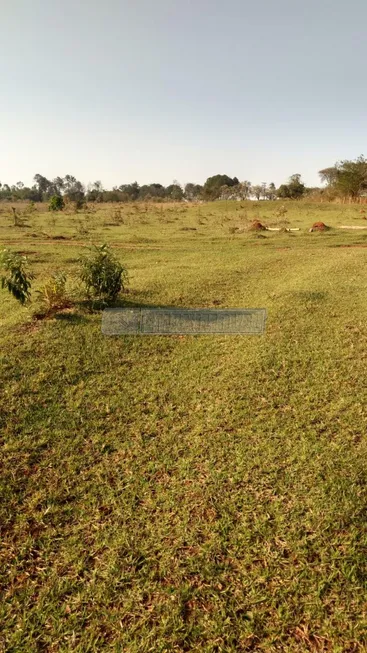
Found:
49,195 -> 65,212
78,244 -> 127,302
0,249 -> 34,305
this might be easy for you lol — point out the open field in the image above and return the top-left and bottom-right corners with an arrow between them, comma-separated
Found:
1,200 -> 367,652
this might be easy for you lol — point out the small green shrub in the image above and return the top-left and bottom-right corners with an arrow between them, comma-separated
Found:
36,272 -> 69,314
0,248 -> 34,305
78,244 -> 127,302
49,195 -> 65,212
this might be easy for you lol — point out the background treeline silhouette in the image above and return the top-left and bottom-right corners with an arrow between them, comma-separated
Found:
1,157 -> 366,203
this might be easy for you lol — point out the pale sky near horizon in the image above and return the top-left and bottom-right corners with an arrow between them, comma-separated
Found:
1,0 -> 367,189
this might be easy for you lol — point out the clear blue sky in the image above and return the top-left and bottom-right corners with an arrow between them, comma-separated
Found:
1,0 -> 367,189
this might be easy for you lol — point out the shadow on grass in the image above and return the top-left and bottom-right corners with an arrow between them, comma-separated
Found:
74,295 -> 193,313
54,296 -> 224,327
290,290 -> 328,302
53,312 -> 90,324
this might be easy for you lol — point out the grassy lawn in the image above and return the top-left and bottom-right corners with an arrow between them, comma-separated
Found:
1,200 -> 367,651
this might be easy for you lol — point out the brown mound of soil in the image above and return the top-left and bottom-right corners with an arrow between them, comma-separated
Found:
249,220 -> 267,231
309,221 -> 329,232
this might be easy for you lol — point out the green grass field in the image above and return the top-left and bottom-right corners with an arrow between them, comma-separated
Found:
1,200 -> 367,651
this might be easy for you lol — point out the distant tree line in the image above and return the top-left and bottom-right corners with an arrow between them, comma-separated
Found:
0,172 -> 307,203
1,158 -> 366,204
0,174 -> 86,203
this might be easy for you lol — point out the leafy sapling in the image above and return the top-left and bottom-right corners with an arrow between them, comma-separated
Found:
0,249 -> 34,305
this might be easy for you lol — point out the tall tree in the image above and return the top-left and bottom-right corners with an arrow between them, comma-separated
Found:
63,175 -> 85,202
165,183 -> 183,200
327,156 -> 367,198
288,174 -> 305,198
266,182 -> 277,200
139,183 -> 165,200
52,176 -> 65,195
203,174 -> 239,200
220,181 -> 252,200
34,173 -> 52,199
87,180 -> 104,201
277,184 -> 291,199
252,185 -> 262,201
240,180 -> 252,199
277,174 -> 305,199
118,182 -> 140,201
319,167 -> 338,186
184,183 -> 203,201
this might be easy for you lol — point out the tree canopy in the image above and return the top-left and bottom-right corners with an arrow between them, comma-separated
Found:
203,175 -> 239,200
319,156 -> 367,199
276,174 -> 305,199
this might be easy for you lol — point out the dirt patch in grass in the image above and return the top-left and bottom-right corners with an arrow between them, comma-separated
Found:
309,221 -> 329,232
248,220 -> 267,231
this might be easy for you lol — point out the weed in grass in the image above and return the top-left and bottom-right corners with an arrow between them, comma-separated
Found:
10,206 -> 30,228
35,271 -> 71,316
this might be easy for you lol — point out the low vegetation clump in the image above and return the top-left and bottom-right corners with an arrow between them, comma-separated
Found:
10,206 -> 29,228
275,204 -> 288,218
74,197 -> 85,211
24,201 -> 37,215
35,271 -> 70,315
78,243 -> 128,302
111,208 -> 125,225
